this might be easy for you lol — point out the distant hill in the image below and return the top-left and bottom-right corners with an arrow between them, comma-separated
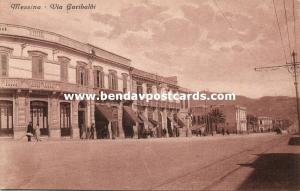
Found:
210,95 -> 297,122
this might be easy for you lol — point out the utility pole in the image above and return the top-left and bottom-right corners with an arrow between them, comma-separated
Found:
255,51 -> 300,132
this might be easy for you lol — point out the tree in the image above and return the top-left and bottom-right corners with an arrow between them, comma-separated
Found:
247,114 -> 258,132
208,108 -> 225,133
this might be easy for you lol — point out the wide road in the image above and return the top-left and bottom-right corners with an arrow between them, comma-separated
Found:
0,133 -> 299,190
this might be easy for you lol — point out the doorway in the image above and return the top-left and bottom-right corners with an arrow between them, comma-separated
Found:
30,101 -> 48,136
0,101 -> 13,136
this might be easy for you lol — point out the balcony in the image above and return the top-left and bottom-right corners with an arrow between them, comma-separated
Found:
135,99 -> 180,109
0,77 -> 90,93
132,68 -> 178,86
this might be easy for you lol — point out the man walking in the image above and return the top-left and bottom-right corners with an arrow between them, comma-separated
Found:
26,121 -> 34,142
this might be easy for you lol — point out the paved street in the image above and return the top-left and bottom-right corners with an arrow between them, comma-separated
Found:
0,133 -> 299,190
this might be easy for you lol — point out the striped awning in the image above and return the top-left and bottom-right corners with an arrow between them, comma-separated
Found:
174,115 -> 185,128
138,114 -> 153,128
123,106 -> 138,125
95,105 -> 113,122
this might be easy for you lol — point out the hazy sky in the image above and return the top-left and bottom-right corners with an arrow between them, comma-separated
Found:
0,0 -> 299,98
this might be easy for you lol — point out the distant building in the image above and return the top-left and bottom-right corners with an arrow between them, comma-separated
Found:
221,105 -> 247,133
190,104 -> 247,134
258,116 -> 273,132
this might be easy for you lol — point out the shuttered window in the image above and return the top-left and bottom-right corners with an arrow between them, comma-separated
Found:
94,70 -> 104,88
108,72 -> 118,90
32,56 -> 43,79
60,61 -> 68,82
122,74 -> 128,93
76,66 -> 89,86
0,54 -> 8,77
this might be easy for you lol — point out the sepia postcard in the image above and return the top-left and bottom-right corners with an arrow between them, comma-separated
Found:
0,0 -> 299,190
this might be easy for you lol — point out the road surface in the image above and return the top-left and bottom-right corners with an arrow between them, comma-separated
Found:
0,133 -> 299,190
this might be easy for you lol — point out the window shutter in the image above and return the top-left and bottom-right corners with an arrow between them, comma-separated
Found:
85,68 -> 89,86
38,58 -> 43,74
115,74 -> 118,90
1,54 -> 7,76
101,71 -> 104,88
76,67 -> 79,84
93,70 -> 97,88
32,57 -> 37,78
108,73 -> 112,89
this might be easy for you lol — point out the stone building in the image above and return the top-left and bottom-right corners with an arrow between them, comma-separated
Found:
222,105 -> 247,133
190,104 -> 247,134
130,68 -> 190,138
0,23 -> 132,139
258,116 -> 273,132
0,23 -> 191,140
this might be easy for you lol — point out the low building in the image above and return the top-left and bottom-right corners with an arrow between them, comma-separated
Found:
222,105 -> 247,133
257,116 -> 273,132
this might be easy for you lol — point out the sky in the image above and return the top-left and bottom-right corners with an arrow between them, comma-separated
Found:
0,0 -> 299,98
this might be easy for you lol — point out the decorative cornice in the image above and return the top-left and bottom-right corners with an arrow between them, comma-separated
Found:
57,56 -> 71,63
0,46 -> 13,54
27,50 -> 48,57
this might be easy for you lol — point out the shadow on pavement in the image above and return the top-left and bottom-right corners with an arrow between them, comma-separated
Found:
238,153 -> 300,190
288,136 -> 300,145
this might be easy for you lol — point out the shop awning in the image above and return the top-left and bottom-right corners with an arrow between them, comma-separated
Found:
123,106 -> 138,125
149,118 -> 159,126
138,114 -> 153,128
174,115 -> 185,128
95,105 -> 113,122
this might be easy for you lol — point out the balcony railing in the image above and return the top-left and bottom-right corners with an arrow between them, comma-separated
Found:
0,78 -> 90,93
132,69 -> 178,86
136,99 -> 180,109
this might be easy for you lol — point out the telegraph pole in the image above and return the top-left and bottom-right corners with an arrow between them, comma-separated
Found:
290,51 -> 300,133
255,51 -> 300,132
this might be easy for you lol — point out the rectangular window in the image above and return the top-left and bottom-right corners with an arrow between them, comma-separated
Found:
147,84 -> 152,94
80,70 -> 84,85
60,62 -> 68,82
94,70 -> 104,88
123,75 -> 128,93
180,100 -> 184,109
0,54 -> 8,77
32,56 -> 43,79
109,73 -> 118,90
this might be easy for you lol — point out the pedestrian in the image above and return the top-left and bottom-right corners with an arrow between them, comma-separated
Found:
226,129 -> 230,135
26,121 -> 34,142
222,128 -> 225,136
90,123 -> 95,139
34,124 -> 42,141
162,128 -> 167,137
80,123 -> 86,139
86,126 -> 90,139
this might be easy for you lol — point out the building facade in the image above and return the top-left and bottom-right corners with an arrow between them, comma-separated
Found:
190,104 -> 247,134
130,69 -> 191,138
0,23 -> 191,140
258,116 -> 273,132
0,23 -> 133,139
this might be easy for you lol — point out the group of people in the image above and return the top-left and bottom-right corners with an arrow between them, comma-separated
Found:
26,121 -> 42,142
79,123 -> 95,140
